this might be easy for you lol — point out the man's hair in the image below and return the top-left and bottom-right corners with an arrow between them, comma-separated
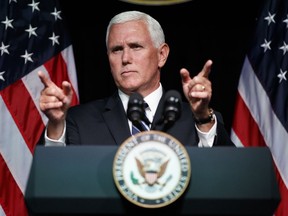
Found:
106,10 -> 165,48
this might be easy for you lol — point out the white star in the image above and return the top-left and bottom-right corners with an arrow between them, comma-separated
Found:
279,41 -> 288,55
1,16 -> 14,30
0,71 -> 5,81
277,69 -> 287,83
283,15 -> 288,28
261,39 -> 271,52
25,24 -> 38,38
51,8 -> 62,21
28,0 -> 40,12
49,32 -> 60,46
264,12 -> 276,25
21,50 -> 33,64
0,42 -> 10,56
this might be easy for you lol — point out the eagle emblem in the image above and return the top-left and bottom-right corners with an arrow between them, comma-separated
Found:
130,148 -> 172,192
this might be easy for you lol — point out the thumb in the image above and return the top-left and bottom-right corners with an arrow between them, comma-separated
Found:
180,68 -> 191,84
62,81 -> 72,97
61,81 -> 73,106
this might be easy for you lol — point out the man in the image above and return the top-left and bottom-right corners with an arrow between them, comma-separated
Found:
38,10 -> 234,147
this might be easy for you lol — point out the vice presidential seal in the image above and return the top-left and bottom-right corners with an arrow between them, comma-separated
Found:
113,130 -> 191,208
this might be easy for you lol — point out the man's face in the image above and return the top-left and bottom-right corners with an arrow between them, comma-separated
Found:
107,20 -> 162,96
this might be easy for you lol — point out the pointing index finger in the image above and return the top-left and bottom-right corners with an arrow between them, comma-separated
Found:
199,59 -> 213,78
38,71 -> 54,88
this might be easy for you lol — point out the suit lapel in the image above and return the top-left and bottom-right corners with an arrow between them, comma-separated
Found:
151,93 -> 166,131
102,92 -> 131,145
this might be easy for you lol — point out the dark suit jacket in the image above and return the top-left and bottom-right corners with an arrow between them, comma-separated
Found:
63,91 -> 235,146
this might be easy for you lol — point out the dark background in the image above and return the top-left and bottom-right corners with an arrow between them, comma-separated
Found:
59,0 -> 264,134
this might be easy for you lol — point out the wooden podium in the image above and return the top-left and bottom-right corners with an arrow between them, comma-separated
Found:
25,146 -> 280,215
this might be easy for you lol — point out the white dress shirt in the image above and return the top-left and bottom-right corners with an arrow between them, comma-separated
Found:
44,83 -> 217,147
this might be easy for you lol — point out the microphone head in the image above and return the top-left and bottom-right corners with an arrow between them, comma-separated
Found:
127,92 -> 145,123
163,90 -> 182,123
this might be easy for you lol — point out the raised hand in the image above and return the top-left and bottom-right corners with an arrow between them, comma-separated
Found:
38,71 -> 73,139
180,60 -> 213,119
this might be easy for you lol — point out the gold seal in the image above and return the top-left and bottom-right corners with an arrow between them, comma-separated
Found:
113,130 -> 191,208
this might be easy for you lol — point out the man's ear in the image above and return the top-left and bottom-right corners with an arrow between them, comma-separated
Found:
158,43 -> 170,68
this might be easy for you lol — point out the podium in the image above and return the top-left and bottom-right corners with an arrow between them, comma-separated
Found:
25,146 -> 280,215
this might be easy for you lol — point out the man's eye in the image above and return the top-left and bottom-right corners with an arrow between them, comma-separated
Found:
130,45 -> 142,50
111,48 -> 122,53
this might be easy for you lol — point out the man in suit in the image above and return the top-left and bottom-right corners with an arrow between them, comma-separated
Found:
38,10 -> 234,147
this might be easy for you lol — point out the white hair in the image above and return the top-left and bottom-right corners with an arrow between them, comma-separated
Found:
106,10 -> 165,48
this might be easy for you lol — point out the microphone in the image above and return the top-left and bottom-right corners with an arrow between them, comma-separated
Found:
162,90 -> 182,131
127,92 -> 149,131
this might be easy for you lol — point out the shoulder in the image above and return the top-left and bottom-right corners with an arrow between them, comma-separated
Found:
67,92 -> 121,115
67,97 -> 111,118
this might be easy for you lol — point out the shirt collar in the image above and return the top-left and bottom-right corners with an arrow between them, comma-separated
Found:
118,83 -> 163,116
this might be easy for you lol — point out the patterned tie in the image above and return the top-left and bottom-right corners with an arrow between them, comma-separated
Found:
131,102 -> 150,135
131,121 -> 150,135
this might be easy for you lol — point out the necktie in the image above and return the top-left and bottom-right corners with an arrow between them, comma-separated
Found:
131,102 -> 150,135
131,121 -> 150,135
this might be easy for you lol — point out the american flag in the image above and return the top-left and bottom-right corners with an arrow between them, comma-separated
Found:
0,0 -> 79,215
231,0 -> 288,215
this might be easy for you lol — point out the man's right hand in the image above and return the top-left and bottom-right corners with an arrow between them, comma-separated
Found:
38,71 -> 73,139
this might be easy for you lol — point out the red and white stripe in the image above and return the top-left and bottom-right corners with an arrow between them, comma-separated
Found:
0,45 -> 79,216
231,57 -> 288,215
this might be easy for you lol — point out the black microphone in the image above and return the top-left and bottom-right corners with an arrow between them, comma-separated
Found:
162,90 -> 182,131
127,92 -> 149,131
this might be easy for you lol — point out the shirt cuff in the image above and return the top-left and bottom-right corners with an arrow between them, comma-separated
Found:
195,114 -> 217,147
44,121 -> 66,146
